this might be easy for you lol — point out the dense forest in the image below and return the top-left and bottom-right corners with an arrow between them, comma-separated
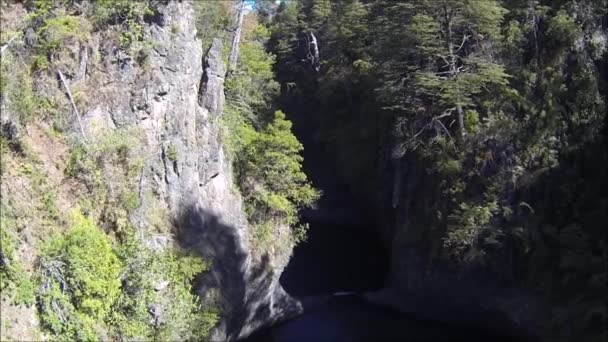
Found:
264,0 -> 607,341
0,0 -> 606,341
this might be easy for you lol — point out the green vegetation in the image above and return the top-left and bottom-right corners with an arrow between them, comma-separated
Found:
35,211 -> 218,341
0,141 -> 63,310
219,14 -> 319,248
93,0 -> 153,48
112,237 -> 218,341
27,0 -> 92,71
225,31 -> 280,110
236,111 -> 318,228
193,1 -> 233,48
65,128 -> 144,236
166,144 -> 178,162
0,206 -> 36,306
37,211 -> 122,340
26,0 -> 154,72
0,52 -> 10,96
7,68 -> 59,123
6,0 -> 603,340
1,1 -> 227,340
55,109 -> 216,341
36,15 -> 91,61
267,0 -> 607,340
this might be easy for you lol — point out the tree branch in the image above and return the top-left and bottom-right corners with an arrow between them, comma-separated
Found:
455,34 -> 470,53
435,119 -> 453,141
403,108 -> 455,149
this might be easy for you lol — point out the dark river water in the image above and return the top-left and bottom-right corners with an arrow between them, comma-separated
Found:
243,217 -> 526,342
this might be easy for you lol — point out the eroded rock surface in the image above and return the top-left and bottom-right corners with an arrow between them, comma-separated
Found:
61,2 -> 300,339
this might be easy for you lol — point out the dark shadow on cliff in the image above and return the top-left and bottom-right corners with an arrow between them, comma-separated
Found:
172,204 -> 249,340
172,204 -> 302,340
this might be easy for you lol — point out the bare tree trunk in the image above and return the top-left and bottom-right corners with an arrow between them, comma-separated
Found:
57,70 -> 88,143
444,5 -> 466,141
308,32 -> 320,71
228,0 -> 246,73
456,104 -> 465,139
445,6 -> 454,69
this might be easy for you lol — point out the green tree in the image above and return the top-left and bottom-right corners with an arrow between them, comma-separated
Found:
237,110 -> 319,226
222,7 -> 318,246
401,0 -> 510,144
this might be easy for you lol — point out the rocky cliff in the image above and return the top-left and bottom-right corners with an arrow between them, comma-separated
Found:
0,1 -> 299,340
123,4 -> 301,339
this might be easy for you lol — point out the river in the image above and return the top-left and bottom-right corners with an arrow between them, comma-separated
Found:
243,217 -> 526,342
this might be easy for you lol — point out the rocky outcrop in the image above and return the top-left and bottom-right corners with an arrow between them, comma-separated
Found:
72,2 -> 299,340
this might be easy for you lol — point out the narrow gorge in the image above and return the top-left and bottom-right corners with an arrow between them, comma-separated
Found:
1,1 -> 606,342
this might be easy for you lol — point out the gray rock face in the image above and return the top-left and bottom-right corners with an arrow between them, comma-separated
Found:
75,2 -> 299,340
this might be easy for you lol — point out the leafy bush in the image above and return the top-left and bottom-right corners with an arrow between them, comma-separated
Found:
0,54 -> 9,96
37,211 -> 122,340
29,11 -> 91,71
65,128 -> 143,234
444,201 -> 499,260
220,17 -> 319,248
37,15 -> 91,54
166,144 -> 178,162
546,10 -> 580,47
225,39 -> 280,110
35,212 -> 218,341
193,1 -> 233,48
464,109 -> 480,133
65,144 -> 104,192
112,236 -> 218,341
93,0 -> 153,48
236,111 -> 319,227
0,207 -> 36,306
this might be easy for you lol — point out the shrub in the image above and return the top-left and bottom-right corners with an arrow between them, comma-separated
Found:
444,201 -> 499,260
65,144 -> 104,192
37,211 -> 122,340
11,71 -> 38,122
30,13 -> 91,71
546,10 -> 580,47
6,66 -> 60,122
112,237 -> 218,341
0,55 -> 9,96
225,40 -> 280,110
464,109 -> 480,133
166,144 -> 178,162
93,0 -> 153,48
193,1 -> 232,47
37,15 -> 91,54
65,128 -> 143,209
0,208 -> 36,306
34,210 -> 218,341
